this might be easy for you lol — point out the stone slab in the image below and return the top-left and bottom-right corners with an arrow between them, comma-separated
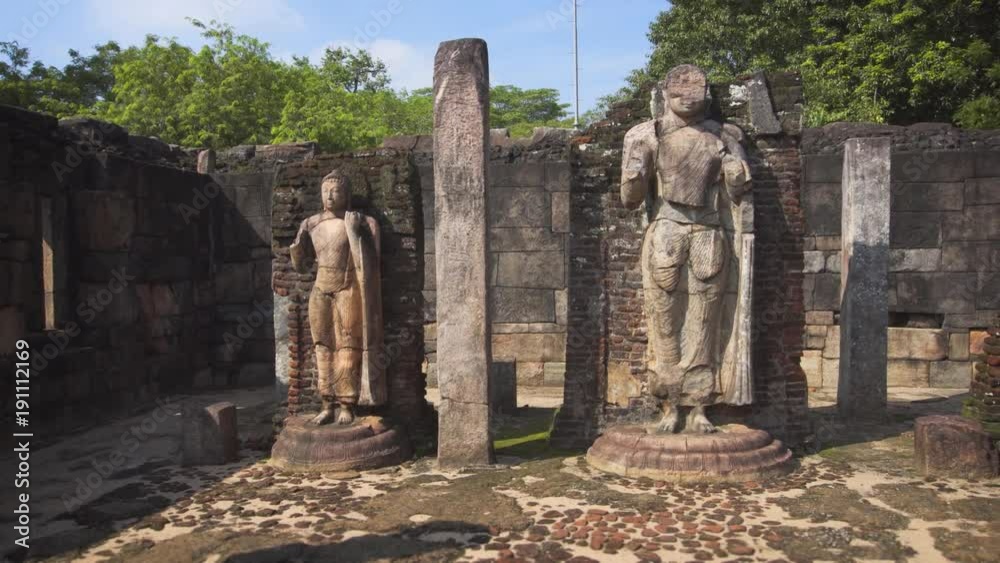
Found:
914,415 -> 998,478
887,360 -> 929,387
489,188 -> 551,228
891,182 -> 964,211
551,192 -> 570,233
948,332 -> 970,361
496,251 -> 565,289
965,177 -> 1000,205
889,249 -> 941,273
182,402 -> 239,466
493,287 -> 555,323
894,273 -> 978,315
492,333 -> 566,363
929,361 -> 971,388
490,228 -> 564,252
887,328 -> 948,361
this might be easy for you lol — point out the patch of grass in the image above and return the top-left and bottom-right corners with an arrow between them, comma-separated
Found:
493,407 -> 559,459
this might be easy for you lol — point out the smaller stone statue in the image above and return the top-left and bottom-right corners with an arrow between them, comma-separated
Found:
290,170 -> 385,426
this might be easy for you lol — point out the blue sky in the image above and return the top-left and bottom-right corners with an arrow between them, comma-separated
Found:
3,0 -> 666,113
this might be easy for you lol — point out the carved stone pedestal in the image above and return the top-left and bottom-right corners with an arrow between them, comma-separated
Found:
587,424 -> 793,483
271,415 -> 411,473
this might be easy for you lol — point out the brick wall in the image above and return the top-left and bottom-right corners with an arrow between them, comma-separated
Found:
800,123 -> 1000,394
552,72 -> 811,447
270,150 -> 434,438
393,135 -> 573,389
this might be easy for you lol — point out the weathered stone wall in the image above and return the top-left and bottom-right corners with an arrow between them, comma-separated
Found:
207,170 -> 276,390
270,150 -> 434,437
0,107 -> 287,438
0,107 -> 222,437
552,73 -> 810,447
800,123 -> 1000,394
394,135 -> 573,389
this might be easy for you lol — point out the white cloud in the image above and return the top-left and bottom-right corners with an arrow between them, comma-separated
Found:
312,38 -> 434,93
86,0 -> 305,35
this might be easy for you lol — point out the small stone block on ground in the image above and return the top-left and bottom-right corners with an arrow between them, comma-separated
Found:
914,415 -> 998,479
182,401 -> 239,466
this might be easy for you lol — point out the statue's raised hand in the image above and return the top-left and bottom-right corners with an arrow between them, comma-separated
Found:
345,210 -> 365,233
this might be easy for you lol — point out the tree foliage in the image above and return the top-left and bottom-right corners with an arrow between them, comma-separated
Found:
627,0 -> 1000,127
0,20 -> 575,149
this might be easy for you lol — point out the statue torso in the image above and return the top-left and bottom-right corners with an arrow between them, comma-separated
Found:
308,215 -> 355,292
655,118 -> 725,226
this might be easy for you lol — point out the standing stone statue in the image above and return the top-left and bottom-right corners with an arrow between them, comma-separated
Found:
620,64 -> 754,434
290,170 -> 385,426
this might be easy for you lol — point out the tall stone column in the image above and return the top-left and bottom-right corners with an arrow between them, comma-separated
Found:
433,38 -> 495,468
838,137 -> 890,420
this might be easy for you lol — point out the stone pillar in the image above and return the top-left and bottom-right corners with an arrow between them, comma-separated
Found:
433,38 -> 495,468
197,149 -> 216,174
838,137 -> 890,420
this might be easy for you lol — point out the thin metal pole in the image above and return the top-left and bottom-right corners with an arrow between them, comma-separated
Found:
573,0 -> 580,128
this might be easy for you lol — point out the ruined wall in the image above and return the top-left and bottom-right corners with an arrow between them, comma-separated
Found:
552,73 -> 810,447
800,124 -> 1000,394
0,107 -> 221,437
207,170 -> 276,390
270,150 -> 434,437
390,134 -> 573,389
209,141 -> 317,399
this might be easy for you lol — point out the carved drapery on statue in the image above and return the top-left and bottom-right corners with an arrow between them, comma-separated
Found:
351,215 -> 386,406
620,64 -> 755,433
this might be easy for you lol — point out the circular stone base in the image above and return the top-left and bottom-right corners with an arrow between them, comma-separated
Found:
587,424 -> 793,483
270,415 -> 411,473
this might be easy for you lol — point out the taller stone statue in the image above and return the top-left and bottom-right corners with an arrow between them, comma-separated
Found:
290,170 -> 386,426
620,64 -> 755,434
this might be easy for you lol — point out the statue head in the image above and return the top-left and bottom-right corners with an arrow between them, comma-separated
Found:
321,170 -> 351,212
664,64 -> 709,119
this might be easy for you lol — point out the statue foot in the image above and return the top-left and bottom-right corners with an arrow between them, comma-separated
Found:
310,409 -> 336,426
686,409 -> 716,434
656,404 -> 679,434
335,406 -> 355,426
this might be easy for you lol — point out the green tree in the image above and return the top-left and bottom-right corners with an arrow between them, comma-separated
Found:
179,19 -> 288,147
802,0 -> 1000,125
320,46 -> 390,93
489,85 -> 573,136
92,35 -> 195,144
624,0 -> 1000,127
0,40 -> 121,116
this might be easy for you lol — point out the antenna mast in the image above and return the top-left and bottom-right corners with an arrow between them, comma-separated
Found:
573,0 -> 580,128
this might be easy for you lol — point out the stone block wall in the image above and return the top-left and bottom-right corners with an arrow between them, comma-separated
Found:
800,124 -> 1000,394
270,150 -> 434,437
207,171 -> 277,390
0,106 -> 222,437
552,72 -> 811,448
401,136 -> 573,389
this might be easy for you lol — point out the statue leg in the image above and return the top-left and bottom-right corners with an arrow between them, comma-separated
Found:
332,283 -> 364,425
308,289 -> 337,426
681,227 -> 728,433
643,220 -> 687,433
